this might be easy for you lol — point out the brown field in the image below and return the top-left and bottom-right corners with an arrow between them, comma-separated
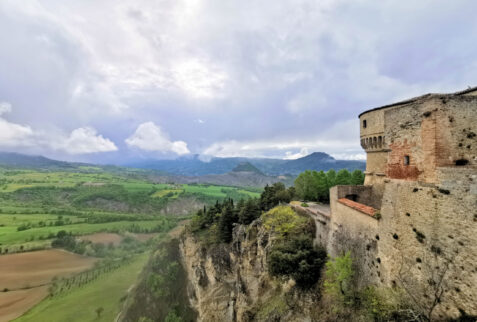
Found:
79,232 -> 123,246
0,286 -> 47,322
0,249 -> 97,321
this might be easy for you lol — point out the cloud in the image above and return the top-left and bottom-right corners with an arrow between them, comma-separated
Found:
0,102 -> 34,147
55,127 -> 118,154
0,102 -> 12,115
201,119 -> 365,160
201,138 -> 363,160
284,148 -> 310,160
1,1 -> 477,162
0,102 -> 116,154
125,122 -> 190,155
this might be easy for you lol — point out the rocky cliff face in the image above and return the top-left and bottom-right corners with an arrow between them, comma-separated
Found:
180,220 -> 321,322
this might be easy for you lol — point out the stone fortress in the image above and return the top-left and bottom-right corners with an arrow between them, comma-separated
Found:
325,87 -> 477,320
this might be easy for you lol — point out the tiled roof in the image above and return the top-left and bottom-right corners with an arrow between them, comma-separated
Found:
338,198 -> 378,218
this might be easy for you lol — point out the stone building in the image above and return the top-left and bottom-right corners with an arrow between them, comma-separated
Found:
327,87 -> 477,320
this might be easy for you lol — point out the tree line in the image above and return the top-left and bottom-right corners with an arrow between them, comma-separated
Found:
294,169 -> 364,202
189,169 -> 365,243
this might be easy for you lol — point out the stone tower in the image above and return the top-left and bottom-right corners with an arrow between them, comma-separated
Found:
327,87 -> 477,320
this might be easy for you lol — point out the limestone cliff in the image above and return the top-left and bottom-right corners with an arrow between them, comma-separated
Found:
180,220 -> 321,322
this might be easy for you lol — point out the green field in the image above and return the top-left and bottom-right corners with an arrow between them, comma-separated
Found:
0,218 -> 168,249
16,253 -> 150,322
0,168 -> 260,253
0,166 -> 262,320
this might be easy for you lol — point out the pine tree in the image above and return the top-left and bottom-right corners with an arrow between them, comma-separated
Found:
239,198 -> 261,225
218,203 -> 235,243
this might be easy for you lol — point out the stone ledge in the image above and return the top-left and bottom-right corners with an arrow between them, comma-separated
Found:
337,198 -> 378,218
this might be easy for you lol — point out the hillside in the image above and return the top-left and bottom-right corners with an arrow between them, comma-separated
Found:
231,162 -> 264,174
0,152 -> 76,169
126,152 -> 364,176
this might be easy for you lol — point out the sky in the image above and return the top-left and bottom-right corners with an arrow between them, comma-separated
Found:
1,0 -> 477,164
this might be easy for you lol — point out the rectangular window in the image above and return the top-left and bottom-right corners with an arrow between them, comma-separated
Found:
363,120 -> 367,128
404,155 -> 410,165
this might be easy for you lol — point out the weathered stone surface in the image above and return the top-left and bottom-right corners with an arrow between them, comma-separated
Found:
329,88 -> 477,320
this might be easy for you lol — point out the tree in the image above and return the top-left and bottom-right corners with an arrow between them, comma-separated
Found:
313,170 -> 329,202
95,307 -> 104,318
351,169 -> 365,185
218,203 -> 236,243
165,311 -> 183,322
324,251 -> 354,305
268,234 -> 327,288
335,169 -> 352,185
239,198 -> 261,225
326,169 -> 337,190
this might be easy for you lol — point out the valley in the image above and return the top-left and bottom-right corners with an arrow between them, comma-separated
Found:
0,162 -> 261,321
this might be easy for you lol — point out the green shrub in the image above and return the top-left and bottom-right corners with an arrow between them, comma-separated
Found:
324,252 -> 354,306
267,234 -> 327,288
262,206 -> 309,236
301,202 -> 309,207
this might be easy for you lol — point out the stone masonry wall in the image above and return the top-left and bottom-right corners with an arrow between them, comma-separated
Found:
329,91 -> 477,320
376,170 -> 477,320
329,186 -> 380,289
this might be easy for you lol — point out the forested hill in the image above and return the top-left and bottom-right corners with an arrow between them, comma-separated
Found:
126,152 -> 365,176
0,152 -> 77,169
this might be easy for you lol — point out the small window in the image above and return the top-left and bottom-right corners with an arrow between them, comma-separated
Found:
363,120 -> 367,128
404,155 -> 410,165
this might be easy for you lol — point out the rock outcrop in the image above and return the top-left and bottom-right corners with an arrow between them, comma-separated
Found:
180,220 -> 320,322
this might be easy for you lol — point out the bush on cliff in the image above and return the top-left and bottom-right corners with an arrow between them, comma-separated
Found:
268,234 -> 327,288
262,206 -> 311,237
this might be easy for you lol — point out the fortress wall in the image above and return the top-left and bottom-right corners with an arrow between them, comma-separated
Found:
376,174 -> 477,320
329,90 -> 477,320
329,187 -> 380,289
437,96 -> 477,167
384,96 -> 477,183
359,109 -> 385,137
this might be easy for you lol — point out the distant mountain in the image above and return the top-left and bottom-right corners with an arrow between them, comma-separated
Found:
0,152 -> 76,169
231,162 -> 264,175
269,152 -> 365,175
127,152 -> 364,176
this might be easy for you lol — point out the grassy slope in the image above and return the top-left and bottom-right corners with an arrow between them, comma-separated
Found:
16,253 -> 149,322
0,220 -> 166,246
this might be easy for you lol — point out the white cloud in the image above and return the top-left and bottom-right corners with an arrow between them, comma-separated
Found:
172,59 -> 228,99
202,119 -> 365,160
0,102 -> 34,147
284,148 -> 310,160
0,102 -> 12,116
0,119 -> 34,147
125,122 -> 190,155
202,138 -> 361,160
55,127 -> 118,154
0,102 -> 117,154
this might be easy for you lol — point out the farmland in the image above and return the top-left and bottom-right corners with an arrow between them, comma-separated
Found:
0,250 -> 98,321
0,165 -> 262,320
15,253 -> 150,322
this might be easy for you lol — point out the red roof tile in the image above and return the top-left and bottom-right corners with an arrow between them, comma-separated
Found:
338,198 -> 378,218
